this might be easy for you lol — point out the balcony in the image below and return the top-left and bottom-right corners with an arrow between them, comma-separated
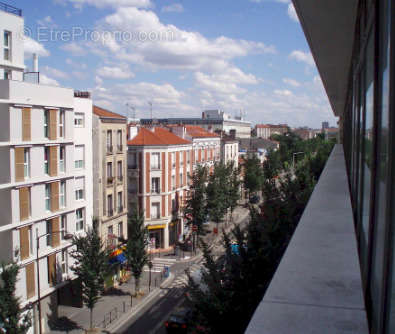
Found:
118,205 -> 124,213
245,145 -> 368,334
106,146 -> 113,155
107,209 -> 114,217
0,2 -> 22,16
117,175 -> 124,183
107,176 -> 114,186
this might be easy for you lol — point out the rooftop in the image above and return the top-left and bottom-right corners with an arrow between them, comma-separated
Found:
93,105 -> 126,120
0,2 -> 22,17
184,125 -> 220,138
128,127 -> 191,146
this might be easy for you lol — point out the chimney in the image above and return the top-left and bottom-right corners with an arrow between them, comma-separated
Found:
33,54 -> 39,72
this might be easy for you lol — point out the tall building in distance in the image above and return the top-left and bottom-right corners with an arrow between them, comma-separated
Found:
0,4 -> 93,333
255,124 -> 289,139
92,106 -> 128,252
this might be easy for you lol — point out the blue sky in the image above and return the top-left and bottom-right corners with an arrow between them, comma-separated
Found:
15,0 -> 337,128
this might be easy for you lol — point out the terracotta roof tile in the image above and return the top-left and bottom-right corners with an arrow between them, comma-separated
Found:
128,127 -> 191,146
93,105 -> 126,119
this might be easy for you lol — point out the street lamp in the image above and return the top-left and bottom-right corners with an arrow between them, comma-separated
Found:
292,152 -> 304,169
35,228 -> 73,334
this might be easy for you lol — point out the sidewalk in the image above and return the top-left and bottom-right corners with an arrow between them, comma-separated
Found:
50,205 -> 249,333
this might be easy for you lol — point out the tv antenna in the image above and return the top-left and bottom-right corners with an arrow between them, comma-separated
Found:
125,103 -> 136,120
148,101 -> 153,120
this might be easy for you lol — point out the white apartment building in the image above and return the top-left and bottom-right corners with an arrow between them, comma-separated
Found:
221,138 -> 239,168
128,127 -> 192,249
0,5 -> 93,333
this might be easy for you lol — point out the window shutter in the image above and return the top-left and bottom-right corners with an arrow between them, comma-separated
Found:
22,108 -> 31,141
49,109 -> 57,140
15,147 -> 25,182
19,226 -> 30,260
48,254 -> 56,286
52,217 -> 60,248
26,263 -> 35,299
19,187 -> 30,221
51,182 -> 60,212
49,146 -> 58,177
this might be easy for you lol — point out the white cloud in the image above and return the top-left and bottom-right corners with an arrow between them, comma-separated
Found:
274,89 -> 293,97
37,16 -> 58,28
66,0 -> 152,9
162,3 -> 184,13
289,50 -> 315,66
40,74 -> 60,86
66,58 -> 88,69
24,37 -> 50,57
60,42 -> 87,56
287,3 -> 299,22
96,64 -> 135,79
42,66 -> 69,79
283,78 -> 300,87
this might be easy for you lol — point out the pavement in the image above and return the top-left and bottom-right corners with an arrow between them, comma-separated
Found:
50,205 -> 250,334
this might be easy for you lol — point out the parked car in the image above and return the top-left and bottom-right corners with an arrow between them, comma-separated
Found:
249,195 -> 260,204
165,308 -> 193,333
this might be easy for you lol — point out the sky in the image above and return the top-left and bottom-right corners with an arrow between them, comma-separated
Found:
15,0 -> 338,128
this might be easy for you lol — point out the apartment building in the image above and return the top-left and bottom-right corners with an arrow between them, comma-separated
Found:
255,124 -> 289,139
0,5 -> 93,333
128,127 -> 192,249
168,125 -> 221,174
92,106 -> 128,250
221,137 -> 239,168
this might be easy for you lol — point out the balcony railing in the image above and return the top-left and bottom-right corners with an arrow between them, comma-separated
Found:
117,175 -> 123,183
0,2 -> 22,16
106,146 -> 113,155
107,177 -> 114,186
118,205 -> 124,213
107,209 -> 114,217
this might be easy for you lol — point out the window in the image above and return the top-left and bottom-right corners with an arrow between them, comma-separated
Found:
4,69 -> 11,80
59,110 -> 65,138
108,225 -> 113,236
23,148 -> 30,178
151,177 -> 160,194
74,145 -> 84,169
151,153 -> 160,169
117,192 -> 123,212
187,151 -> 190,164
29,226 -> 33,255
118,222 -> 123,239
61,250 -> 68,275
76,208 -> 84,231
74,113 -> 84,127
129,152 -> 137,169
180,173 -> 183,186
75,177 -> 84,200
117,130 -> 122,151
61,215 -> 67,240
107,195 -> 113,216
60,181 -> 66,208
151,202 -> 160,219
172,152 -> 176,167
59,146 -> 65,173
46,220 -> 52,246
45,184 -> 51,211
44,147 -> 49,174
195,150 -> 198,161
172,175 -> 175,190
180,152 -> 184,165
4,31 -> 11,61
107,130 -> 112,154
117,161 -> 123,181
107,162 -> 113,184
44,110 -> 49,138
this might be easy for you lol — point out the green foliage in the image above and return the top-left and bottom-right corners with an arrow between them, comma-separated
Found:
124,210 -> 148,294
243,155 -> 264,195
70,228 -> 109,329
0,262 -> 31,334
227,163 -> 241,217
183,166 -> 208,235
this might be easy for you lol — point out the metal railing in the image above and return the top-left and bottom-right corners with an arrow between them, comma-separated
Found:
23,72 -> 39,84
0,2 -> 22,16
107,209 -> 114,217
117,145 -> 123,153
118,205 -> 123,213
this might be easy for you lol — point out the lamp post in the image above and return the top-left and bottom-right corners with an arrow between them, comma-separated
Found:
35,228 -> 73,334
292,152 -> 304,169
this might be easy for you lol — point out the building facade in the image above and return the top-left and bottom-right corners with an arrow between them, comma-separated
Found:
0,6 -> 93,333
92,106 -> 128,251
255,124 -> 289,139
221,138 -> 239,168
128,127 -> 192,249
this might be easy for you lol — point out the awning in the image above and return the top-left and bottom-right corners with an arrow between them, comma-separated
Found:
148,224 -> 166,230
109,248 -> 127,264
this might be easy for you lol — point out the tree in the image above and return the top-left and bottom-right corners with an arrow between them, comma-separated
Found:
227,163 -> 240,221
124,210 -> 148,296
0,262 -> 31,334
243,155 -> 264,198
70,228 -> 109,329
183,166 -> 208,235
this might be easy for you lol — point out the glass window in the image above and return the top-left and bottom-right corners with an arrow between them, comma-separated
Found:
107,195 -> 113,215
23,148 -> 30,178
75,177 -> 84,200
59,146 -> 65,173
117,130 -> 122,150
4,31 -> 11,61
46,220 -> 52,246
60,181 -> 66,208
44,147 -> 49,174
107,162 -> 112,178
180,173 -> 183,186
107,130 -> 112,153
74,113 -> 84,127
117,161 -> 123,180
118,222 -> 123,238
74,145 -> 84,169
151,202 -> 160,219
4,69 -> 11,80
61,250 -> 68,274
61,215 -> 67,240
172,175 -> 175,190
151,153 -> 160,169
129,152 -> 137,169
59,110 -> 65,138
44,110 -> 49,138
76,208 -> 84,231
172,152 -> 176,167
45,184 -> 51,211
180,152 -> 184,165
117,192 -> 123,212
151,177 -> 160,193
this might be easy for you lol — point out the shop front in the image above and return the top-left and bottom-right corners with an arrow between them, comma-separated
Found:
148,225 -> 165,249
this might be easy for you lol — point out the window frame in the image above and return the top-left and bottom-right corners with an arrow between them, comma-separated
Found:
75,208 -> 84,231
3,31 -> 11,61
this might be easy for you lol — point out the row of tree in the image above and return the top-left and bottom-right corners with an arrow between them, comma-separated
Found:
0,210 -> 149,332
187,134 -> 335,333
184,162 -> 240,235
